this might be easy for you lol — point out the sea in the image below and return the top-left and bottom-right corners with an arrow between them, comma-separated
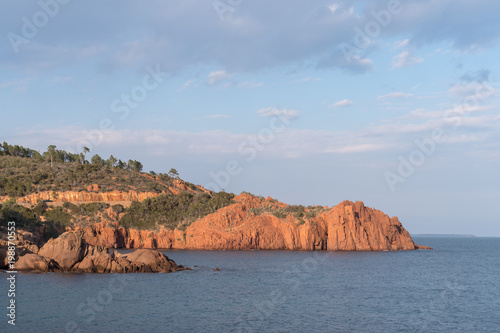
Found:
1,236 -> 499,333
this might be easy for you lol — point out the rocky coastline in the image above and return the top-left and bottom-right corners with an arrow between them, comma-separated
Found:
77,194 -> 431,252
1,194 -> 431,274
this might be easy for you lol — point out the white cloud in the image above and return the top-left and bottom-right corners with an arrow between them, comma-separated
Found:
0,78 -> 33,91
377,92 -> 415,100
11,105 -> 500,163
428,48 -> 452,57
77,45 -> 105,59
392,51 -> 424,69
394,39 -> 410,49
144,134 -> 170,145
448,82 -> 499,98
459,114 -> 500,128
257,107 -> 299,120
177,80 -> 194,92
203,114 -> 231,119
114,35 -> 158,66
370,107 -> 500,136
238,81 -> 263,89
319,52 -> 374,74
446,135 -> 482,144
328,4 -> 340,13
346,55 -> 374,72
330,99 -> 353,109
3,1 -> 500,74
297,77 -> 323,83
206,70 -> 232,86
324,144 -> 387,153
408,104 -> 494,121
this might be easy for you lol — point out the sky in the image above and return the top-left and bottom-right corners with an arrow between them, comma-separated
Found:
1,0 -> 499,236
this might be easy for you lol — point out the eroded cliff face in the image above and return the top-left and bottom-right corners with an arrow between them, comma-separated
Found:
14,190 -> 162,205
3,179 -> 210,205
79,194 -> 429,251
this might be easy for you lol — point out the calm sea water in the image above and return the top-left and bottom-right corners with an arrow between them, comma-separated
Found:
1,237 -> 499,333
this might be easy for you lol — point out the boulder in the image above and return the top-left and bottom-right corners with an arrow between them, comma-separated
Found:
38,231 -> 87,270
72,252 -> 115,273
124,249 -> 180,273
23,230 -> 187,273
16,254 -> 60,272
71,249 -> 181,274
0,238 -> 39,269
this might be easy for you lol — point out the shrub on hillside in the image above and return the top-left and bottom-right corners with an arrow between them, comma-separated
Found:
119,191 -> 235,230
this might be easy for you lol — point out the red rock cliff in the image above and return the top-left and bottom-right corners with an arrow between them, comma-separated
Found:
80,194 -> 429,251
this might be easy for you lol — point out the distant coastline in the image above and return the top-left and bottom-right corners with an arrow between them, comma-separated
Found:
412,234 -> 477,238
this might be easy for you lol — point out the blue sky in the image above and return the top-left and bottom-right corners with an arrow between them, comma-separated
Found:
1,0 -> 499,236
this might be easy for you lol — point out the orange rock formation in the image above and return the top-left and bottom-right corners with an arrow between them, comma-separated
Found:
79,194 -> 430,251
14,190 -> 162,205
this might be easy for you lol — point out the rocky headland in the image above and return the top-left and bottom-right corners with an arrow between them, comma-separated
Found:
74,193 -> 430,251
0,145 -> 431,275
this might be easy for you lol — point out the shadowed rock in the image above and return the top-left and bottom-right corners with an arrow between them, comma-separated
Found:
38,231 -> 88,270
16,231 -> 187,274
124,249 -> 180,273
16,254 -> 60,272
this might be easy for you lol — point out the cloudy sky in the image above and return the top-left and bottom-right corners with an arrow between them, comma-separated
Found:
1,0 -> 499,236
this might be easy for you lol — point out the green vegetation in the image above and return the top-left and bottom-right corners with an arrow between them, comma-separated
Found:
0,200 -> 67,241
43,206 -> 72,227
249,202 -> 326,225
168,168 -> 179,178
119,192 -> 235,230
60,202 -> 116,226
0,141 -> 237,233
0,199 -> 125,240
112,204 -> 124,215
63,201 -> 110,215
0,142 -> 179,197
0,200 -> 40,230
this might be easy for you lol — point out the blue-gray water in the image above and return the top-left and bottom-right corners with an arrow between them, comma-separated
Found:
2,237 -> 499,332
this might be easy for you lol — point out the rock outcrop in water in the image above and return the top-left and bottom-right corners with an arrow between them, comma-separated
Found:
78,194 -> 431,251
16,253 -> 61,272
38,230 -> 90,270
14,230 -> 187,273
